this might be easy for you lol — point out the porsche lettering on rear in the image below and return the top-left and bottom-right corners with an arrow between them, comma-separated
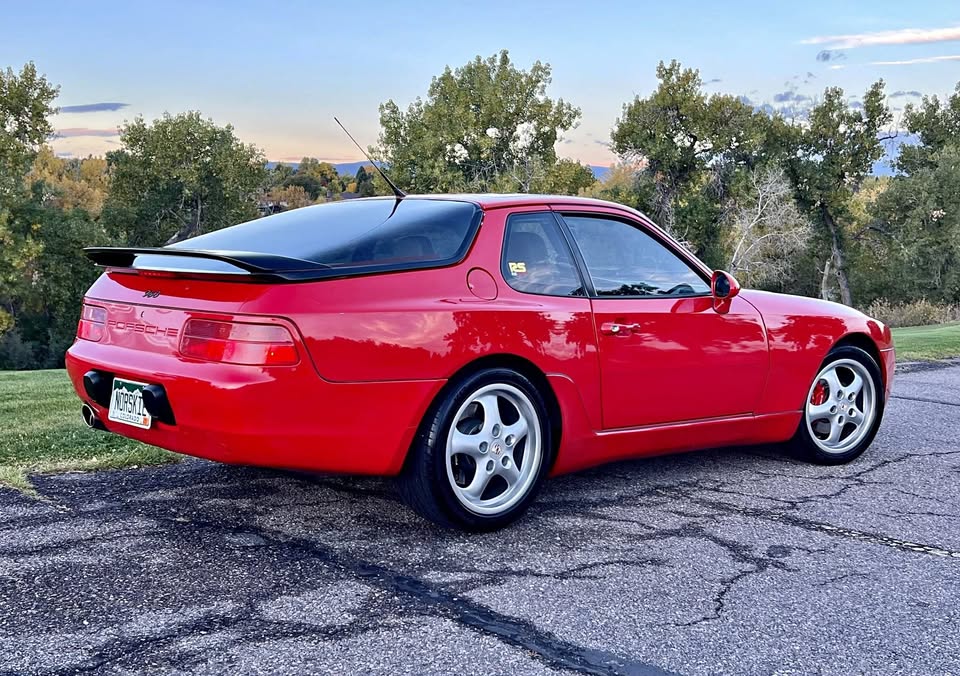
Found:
107,319 -> 179,338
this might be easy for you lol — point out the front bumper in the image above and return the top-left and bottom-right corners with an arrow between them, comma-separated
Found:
66,340 -> 444,475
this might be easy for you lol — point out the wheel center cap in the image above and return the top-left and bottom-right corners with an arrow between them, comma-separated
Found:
492,442 -> 502,456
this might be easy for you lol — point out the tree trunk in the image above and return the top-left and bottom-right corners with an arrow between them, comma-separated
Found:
821,206 -> 853,306
655,181 -> 677,236
820,256 -> 834,302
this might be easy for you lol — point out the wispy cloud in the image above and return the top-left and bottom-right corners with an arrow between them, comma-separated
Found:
890,90 -> 923,98
803,25 -> 960,49
55,127 -> 119,138
871,54 -> 960,66
58,102 -> 129,114
828,64 -> 846,70
704,77 -> 722,84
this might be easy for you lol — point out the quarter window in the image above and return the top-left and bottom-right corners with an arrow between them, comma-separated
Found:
501,212 -> 584,297
562,215 -> 710,297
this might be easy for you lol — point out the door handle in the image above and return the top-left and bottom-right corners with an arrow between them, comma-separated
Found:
600,322 -> 641,336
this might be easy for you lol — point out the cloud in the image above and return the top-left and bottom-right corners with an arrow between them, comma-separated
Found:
870,54 -> 960,66
704,77 -> 722,84
828,65 -> 846,70
740,91 -> 815,121
816,49 -> 846,62
890,90 -> 923,98
773,90 -> 812,103
58,102 -> 129,114
803,25 -> 960,49
55,127 -> 119,138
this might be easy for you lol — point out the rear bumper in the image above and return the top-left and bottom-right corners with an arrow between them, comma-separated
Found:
66,340 -> 444,475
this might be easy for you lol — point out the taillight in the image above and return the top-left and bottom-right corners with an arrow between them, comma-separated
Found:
179,319 -> 299,366
77,304 -> 107,342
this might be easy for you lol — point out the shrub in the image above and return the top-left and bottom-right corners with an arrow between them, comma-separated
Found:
863,299 -> 960,328
0,329 -> 41,370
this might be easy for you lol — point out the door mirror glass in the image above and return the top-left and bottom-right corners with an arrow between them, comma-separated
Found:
711,270 -> 740,302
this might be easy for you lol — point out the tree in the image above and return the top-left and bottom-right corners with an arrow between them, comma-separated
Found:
282,172 -> 323,200
579,163 -> 652,211
610,60 -> 782,263
0,62 -> 58,195
264,162 -> 295,189
266,185 -> 312,211
354,165 -> 379,197
784,82 -> 891,305
296,157 -> 343,197
896,82 -> 960,175
865,145 -> 960,304
0,62 -> 58,346
377,50 -> 580,193
102,112 -> 266,246
611,61 -> 785,267
27,147 -> 109,216
531,158 -> 596,195
724,167 -> 812,287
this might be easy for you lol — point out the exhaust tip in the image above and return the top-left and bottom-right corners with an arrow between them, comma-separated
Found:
81,403 -> 105,431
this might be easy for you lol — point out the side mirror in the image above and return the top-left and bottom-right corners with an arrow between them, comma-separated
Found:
711,270 -> 740,313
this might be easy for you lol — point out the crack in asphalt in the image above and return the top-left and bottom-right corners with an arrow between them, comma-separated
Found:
654,487 -> 960,560
6,498 -> 671,676
156,515 -> 674,676
891,394 -> 960,407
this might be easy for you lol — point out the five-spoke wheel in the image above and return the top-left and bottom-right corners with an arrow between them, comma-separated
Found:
398,368 -> 552,530
446,384 -> 542,516
793,345 -> 885,464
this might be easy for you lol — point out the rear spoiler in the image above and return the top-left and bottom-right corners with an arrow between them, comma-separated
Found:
84,247 -> 333,282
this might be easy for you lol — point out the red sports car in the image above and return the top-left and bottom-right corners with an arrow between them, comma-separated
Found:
67,195 -> 894,530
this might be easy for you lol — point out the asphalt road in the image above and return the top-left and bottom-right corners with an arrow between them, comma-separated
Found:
2,361 -> 959,675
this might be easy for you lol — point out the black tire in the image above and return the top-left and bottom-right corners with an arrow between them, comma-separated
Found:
791,345 -> 885,465
397,367 -> 554,531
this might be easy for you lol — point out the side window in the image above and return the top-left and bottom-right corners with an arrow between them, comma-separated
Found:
501,212 -> 584,297
562,215 -> 710,297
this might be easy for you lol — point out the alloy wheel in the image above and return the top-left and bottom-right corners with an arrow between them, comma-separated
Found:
804,358 -> 877,455
445,383 -> 543,516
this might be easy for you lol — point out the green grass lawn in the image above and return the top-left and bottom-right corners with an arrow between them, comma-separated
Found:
892,322 -> 960,361
0,370 -> 177,492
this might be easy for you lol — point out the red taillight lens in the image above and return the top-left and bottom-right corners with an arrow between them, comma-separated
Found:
77,304 -> 107,342
179,319 -> 299,366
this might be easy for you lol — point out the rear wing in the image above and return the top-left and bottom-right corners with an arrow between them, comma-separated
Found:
84,247 -> 334,282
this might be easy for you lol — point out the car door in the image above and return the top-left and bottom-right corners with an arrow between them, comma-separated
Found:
557,210 -> 768,430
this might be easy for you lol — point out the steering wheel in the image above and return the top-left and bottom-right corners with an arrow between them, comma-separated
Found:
662,283 -> 695,296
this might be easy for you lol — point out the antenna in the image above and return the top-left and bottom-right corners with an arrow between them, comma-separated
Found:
334,117 -> 406,200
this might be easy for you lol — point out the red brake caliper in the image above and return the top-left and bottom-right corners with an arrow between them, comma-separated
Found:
810,380 -> 828,406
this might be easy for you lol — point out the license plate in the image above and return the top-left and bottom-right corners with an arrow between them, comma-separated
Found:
107,378 -> 152,429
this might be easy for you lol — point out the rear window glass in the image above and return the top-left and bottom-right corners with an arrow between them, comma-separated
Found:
169,198 -> 481,270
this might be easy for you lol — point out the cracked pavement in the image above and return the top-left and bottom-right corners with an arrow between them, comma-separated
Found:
2,362 -> 959,675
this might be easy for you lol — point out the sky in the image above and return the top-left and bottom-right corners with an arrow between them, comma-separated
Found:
2,0 -> 959,167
